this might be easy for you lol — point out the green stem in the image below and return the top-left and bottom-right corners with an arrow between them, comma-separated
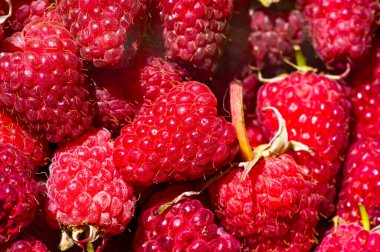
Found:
359,204 -> 370,231
294,45 -> 307,68
87,242 -> 94,252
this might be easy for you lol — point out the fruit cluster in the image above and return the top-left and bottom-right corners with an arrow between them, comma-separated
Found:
0,0 -> 380,251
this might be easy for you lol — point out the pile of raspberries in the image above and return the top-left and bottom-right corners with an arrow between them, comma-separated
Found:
1,0 -> 380,251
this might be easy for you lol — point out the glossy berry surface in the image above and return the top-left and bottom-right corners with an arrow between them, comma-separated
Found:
114,81 -> 238,185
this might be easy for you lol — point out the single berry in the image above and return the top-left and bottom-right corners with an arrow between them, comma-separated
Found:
113,81 -> 238,185
5,239 -> 48,252
159,0 -> 233,77
351,41 -> 380,140
90,67 -> 142,136
46,128 -> 136,249
0,110 -> 49,168
209,154 -> 320,251
0,20 -> 94,143
337,137 -> 380,227
0,144 -> 40,244
315,222 -> 380,252
249,8 -> 305,71
303,0 -> 379,68
133,185 -> 241,251
56,0 -> 148,67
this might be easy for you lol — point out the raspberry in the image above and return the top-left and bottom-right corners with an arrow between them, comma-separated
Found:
46,129 -> 136,244
140,57 -> 188,106
0,20 -> 94,143
56,0 -> 147,67
337,137 -> 380,227
0,144 -> 40,244
315,222 -> 380,251
90,68 -> 141,136
0,0 -> 50,33
159,0 -> 233,77
0,110 -> 49,168
256,71 -> 351,217
351,42 -> 380,140
303,0 -> 379,68
248,8 -> 305,71
113,81 -> 238,185
209,154 -> 320,251
4,239 -> 48,252
133,186 -> 241,251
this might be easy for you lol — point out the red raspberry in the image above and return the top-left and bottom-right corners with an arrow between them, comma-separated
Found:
0,144 -> 40,244
4,239 -> 48,252
159,0 -> 233,77
46,129 -> 136,242
0,110 -> 49,168
337,138 -> 380,227
0,0 -> 50,33
140,57 -> 189,106
113,81 -> 238,185
0,20 -> 94,143
209,154 -> 320,251
303,0 -> 379,68
56,0 -> 147,67
315,222 -> 380,251
245,116 -> 266,148
90,67 -> 142,136
249,8 -> 305,71
133,186 -> 241,251
256,71 -> 351,217
351,42 -> 380,140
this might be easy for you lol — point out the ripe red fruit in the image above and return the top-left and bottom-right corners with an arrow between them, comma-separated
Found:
56,0 -> 148,67
315,222 -> 380,251
351,42 -> 380,140
133,185 -> 241,251
256,71 -> 351,217
90,67 -> 142,136
0,110 -> 49,168
209,154 -> 320,251
140,57 -> 189,106
0,20 -> 94,143
159,0 -> 233,77
0,0 -> 50,33
303,0 -> 379,68
249,8 -> 305,71
0,144 -> 40,244
113,81 -> 238,185
337,137 -> 380,227
4,239 -> 48,252
46,128 -> 136,247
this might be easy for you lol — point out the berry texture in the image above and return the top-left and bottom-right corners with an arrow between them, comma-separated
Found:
159,0 -> 233,76
0,110 -> 49,168
46,128 -> 136,236
0,20 -> 94,143
337,138 -> 380,227
303,0 -> 379,68
133,186 -> 241,252
209,154 -> 320,251
140,57 -> 188,106
0,0 -> 50,33
257,71 -> 351,216
91,68 -> 141,136
56,0 -> 147,67
4,239 -> 48,252
248,8 -> 305,70
113,81 -> 238,185
351,42 -> 380,140
315,222 -> 380,252
0,144 -> 39,244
